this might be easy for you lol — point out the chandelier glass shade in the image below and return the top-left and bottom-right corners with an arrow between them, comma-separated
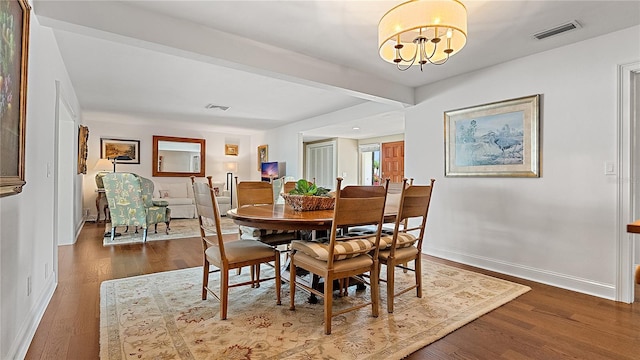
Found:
378,0 -> 467,71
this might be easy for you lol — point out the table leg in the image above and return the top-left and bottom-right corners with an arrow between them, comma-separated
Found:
95,193 -> 101,222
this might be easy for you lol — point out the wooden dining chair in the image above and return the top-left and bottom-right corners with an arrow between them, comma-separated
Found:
378,178 -> 435,313
289,178 -> 388,335
191,176 -> 281,319
235,178 -> 298,285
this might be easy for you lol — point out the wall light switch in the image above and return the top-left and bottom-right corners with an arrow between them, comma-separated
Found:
605,161 -> 616,175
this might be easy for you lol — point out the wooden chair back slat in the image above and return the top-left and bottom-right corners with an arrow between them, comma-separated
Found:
191,177 -> 224,254
235,178 -> 273,207
327,178 -> 389,265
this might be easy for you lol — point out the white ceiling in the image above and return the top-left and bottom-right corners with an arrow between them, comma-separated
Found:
33,0 -> 640,140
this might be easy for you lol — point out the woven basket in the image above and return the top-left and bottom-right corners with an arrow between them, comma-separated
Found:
281,194 -> 335,211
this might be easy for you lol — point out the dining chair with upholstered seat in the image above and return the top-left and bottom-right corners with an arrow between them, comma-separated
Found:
191,176 -> 281,320
289,178 -> 389,335
234,178 -> 299,285
377,178 -> 435,313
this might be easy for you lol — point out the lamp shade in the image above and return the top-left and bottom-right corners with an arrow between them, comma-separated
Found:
379,0 -> 467,66
93,158 -> 113,172
224,161 -> 238,172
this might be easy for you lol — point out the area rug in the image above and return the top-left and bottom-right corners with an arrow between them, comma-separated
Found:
103,217 -> 238,246
100,259 -> 530,359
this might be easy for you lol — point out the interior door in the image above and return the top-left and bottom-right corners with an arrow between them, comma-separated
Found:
305,141 -> 336,190
381,141 -> 404,182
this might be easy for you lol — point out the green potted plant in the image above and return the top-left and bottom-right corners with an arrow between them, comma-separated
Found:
282,179 -> 334,211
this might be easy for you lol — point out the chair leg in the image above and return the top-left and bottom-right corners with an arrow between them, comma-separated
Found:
142,228 -> 148,243
220,269 -> 229,320
415,256 -> 422,298
403,261 -> 409,273
324,275 -> 333,335
254,264 -> 260,287
110,227 -> 116,242
250,265 -> 255,288
274,253 -> 281,305
289,256 -> 297,311
202,261 -> 209,300
387,260 -> 395,313
154,223 -> 158,234
165,220 -> 170,234
371,260 -> 380,318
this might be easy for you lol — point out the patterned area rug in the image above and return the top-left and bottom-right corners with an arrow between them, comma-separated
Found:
100,259 -> 530,359
103,217 -> 238,246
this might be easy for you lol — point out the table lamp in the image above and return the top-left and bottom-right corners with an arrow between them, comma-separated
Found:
224,161 -> 238,207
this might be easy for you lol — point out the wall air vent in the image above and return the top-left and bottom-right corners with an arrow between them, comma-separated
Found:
533,20 -> 581,40
205,104 -> 230,111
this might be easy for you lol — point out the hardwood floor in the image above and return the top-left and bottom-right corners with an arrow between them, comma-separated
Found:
26,222 -> 640,359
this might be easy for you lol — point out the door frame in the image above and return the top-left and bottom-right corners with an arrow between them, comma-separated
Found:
616,61 -> 640,303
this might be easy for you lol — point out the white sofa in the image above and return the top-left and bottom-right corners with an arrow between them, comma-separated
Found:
153,180 -> 231,218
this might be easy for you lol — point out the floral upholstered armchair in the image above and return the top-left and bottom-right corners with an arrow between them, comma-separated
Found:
102,172 -> 171,242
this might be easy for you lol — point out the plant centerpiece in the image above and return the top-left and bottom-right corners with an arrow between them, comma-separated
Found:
281,179 -> 335,211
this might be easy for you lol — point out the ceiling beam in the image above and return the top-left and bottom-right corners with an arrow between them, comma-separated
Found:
34,1 -> 414,107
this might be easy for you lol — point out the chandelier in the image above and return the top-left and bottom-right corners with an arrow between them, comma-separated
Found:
378,0 -> 467,71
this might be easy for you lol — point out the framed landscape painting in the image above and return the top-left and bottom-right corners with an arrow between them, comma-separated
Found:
444,95 -> 540,177
0,0 -> 31,197
100,138 -> 140,164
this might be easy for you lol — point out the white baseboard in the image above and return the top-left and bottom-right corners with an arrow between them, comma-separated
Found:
425,247 -> 616,301
6,275 -> 57,360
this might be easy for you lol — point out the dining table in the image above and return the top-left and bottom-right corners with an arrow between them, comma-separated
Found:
227,204 -> 335,232
226,203 -> 398,231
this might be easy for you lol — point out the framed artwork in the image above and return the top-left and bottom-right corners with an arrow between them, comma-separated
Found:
0,0 -> 31,197
77,125 -> 89,174
100,138 -> 140,164
444,94 -> 540,177
225,144 -> 238,156
257,144 -> 268,171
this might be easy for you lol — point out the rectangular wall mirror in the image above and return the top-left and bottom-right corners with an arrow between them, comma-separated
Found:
152,135 -> 206,177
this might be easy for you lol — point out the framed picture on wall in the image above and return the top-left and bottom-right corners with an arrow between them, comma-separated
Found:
444,94 -> 540,177
0,0 -> 31,197
225,144 -> 238,156
100,138 -> 140,164
77,125 -> 89,174
257,144 -> 268,171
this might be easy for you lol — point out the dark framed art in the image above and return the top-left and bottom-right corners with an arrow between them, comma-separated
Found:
0,0 -> 31,197
100,138 -> 140,164
444,95 -> 540,177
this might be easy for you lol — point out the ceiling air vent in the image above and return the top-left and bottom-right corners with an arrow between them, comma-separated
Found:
533,20 -> 581,40
205,104 -> 230,111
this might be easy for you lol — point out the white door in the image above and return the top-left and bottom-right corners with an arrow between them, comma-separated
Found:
305,141 -> 336,190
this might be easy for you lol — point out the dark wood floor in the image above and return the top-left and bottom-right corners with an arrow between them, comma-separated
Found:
26,222 -> 640,359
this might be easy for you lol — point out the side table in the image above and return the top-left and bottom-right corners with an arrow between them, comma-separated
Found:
95,189 -> 110,223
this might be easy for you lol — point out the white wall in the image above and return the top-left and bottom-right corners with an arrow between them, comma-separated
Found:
406,25 -> 640,300
0,14 -> 81,359
82,116 -> 254,219
336,138 -> 358,186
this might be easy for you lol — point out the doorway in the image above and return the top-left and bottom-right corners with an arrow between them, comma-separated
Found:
381,141 -> 404,182
360,144 -> 381,185
617,62 -> 640,303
